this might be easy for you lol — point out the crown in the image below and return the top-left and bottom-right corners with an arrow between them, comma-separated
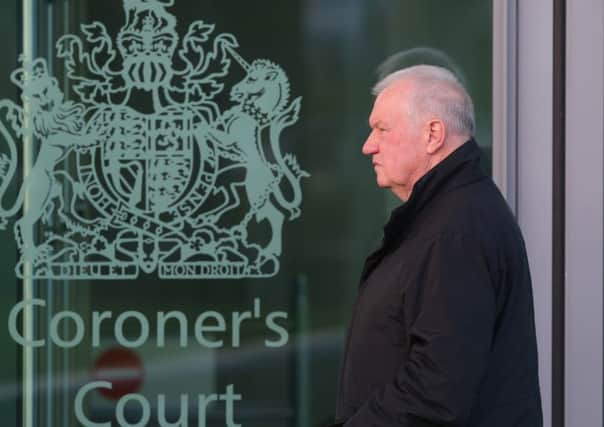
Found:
10,57 -> 50,91
118,0 -> 178,56
123,0 -> 175,12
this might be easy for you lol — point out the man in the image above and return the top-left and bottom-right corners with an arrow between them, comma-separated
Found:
332,65 -> 542,426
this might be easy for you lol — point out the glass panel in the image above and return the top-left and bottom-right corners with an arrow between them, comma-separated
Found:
0,1 -> 19,425
0,1 -> 491,425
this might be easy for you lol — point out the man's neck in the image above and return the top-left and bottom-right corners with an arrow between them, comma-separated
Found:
394,134 -> 473,202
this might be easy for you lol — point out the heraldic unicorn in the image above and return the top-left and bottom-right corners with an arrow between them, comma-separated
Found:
0,0 -> 308,279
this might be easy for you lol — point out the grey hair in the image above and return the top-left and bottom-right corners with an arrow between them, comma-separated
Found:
372,65 -> 475,137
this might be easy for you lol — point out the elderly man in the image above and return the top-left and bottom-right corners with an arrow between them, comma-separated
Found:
332,65 -> 542,426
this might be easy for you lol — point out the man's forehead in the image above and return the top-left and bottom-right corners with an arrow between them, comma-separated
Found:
368,104 -> 385,126
369,83 -> 410,124
380,78 -> 414,101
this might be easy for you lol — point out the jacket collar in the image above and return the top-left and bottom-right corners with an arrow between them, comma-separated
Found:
360,139 -> 486,283
383,138 -> 486,242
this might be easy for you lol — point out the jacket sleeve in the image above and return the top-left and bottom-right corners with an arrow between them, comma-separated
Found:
344,233 -> 497,426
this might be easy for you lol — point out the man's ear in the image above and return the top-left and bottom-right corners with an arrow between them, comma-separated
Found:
426,119 -> 446,154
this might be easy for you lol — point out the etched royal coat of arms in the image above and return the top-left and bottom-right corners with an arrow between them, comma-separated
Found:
0,0 -> 308,279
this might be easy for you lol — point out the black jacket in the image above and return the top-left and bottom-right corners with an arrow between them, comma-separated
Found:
333,140 -> 543,427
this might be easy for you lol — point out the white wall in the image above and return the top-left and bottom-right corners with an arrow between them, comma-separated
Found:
515,1 -> 553,426
511,1 -> 604,426
565,0 -> 604,425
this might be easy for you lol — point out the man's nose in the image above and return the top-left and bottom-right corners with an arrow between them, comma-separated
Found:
362,134 -> 378,155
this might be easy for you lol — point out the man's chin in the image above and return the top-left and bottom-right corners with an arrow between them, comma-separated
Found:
375,178 -> 389,189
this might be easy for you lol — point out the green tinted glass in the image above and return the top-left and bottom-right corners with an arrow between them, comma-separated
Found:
0,1 -> 491,426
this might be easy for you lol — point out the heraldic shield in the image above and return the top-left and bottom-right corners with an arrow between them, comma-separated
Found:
0,0 -> 309,280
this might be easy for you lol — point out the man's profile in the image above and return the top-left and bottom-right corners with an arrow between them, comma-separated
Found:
331,65 -> 542,426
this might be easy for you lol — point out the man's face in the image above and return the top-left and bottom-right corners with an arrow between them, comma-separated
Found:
362,81 -> 427,201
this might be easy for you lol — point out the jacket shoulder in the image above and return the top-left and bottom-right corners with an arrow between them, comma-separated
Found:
408,178 -> 528,272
